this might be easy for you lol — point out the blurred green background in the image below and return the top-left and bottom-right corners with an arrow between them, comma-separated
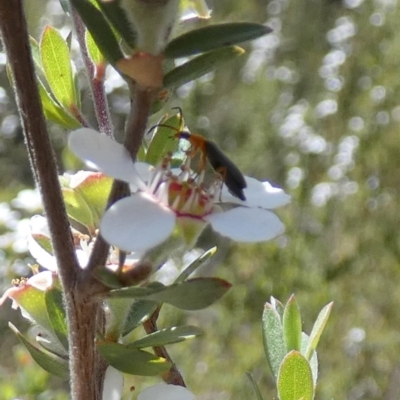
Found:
1,0 -> 400,399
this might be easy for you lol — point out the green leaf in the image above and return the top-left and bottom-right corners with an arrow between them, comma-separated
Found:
40,26 -> 77,110
304,302 -> 333,360
271,296 -> 285,319
245,372 -> 264,400
108,278 -> 232,310
262,302 -> 287,381
61,187 -> 95,231
164,46 -> 244,89
127,325 -> 203,349
301,333 -> 318,387
277,351 -> 314,400
94,0 -> 137,48
38,79 -> 81,128
31,231 -> 53,255
9,323 -> 68,379
283,295 -> 302,352
72,172 -> 113,223
27,35 -> 80,128
29,36 -> 45,76
174,246 -> 217,283
122,300 -> 159,336
97,341 -> 170,376
145,113 -> 184,165
85,30 -> 105,66
93,268 -> 124,289
70,0 -> 123,65
45,288 -> 68,350
165,22 -> 272,59
10,280 -> 53,334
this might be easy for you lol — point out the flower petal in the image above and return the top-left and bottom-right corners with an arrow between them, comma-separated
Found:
102,366 -> 124,400
206,207 -> 285,242
138,383 -> 195,400
100,193 -> 176,252
28,235 -> 57,271
220,176 -> 291,209
31,215 -> 50,237
68,128 -> 141,186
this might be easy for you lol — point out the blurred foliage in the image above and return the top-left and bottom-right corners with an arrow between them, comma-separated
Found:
1,0 -> 400,399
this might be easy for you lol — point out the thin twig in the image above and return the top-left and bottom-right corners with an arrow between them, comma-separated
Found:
70,7 -> 114,138
84,84 -> 158,278
144,307 -> 186,386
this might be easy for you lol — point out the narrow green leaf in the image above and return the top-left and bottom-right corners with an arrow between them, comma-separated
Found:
38,79 -> 81,128
72,173 -> 113,223
61,187 -> 95,231
27,36 -> 80,128
85,30 -> 105,66
36,334 -> 68,359
70,0 -> 123,65
262,302 -> 287,381
164,46 -> 244,89
145,113 -> 184,165
301,333 -> 318,387
10,281 -> 52,334
245,372 -> 264,400
283,295 -> 302,352
29,36 -> 45,76
271,296 -> 285,319
106,298 -> 134,339
94,0 -> 137,48
174,247 -> 217,283
9,323 -> 68,379
45,288 -> 68,350
127,325 -> 203,349
94,268 -> 124,289
165,22 -> 272,59
277,351 -> 314,400
40,26 -> 77,110
97,341 -> 170,376
108,278 -> 232,311
304,302 -> 333,360
122,300 -> 159,336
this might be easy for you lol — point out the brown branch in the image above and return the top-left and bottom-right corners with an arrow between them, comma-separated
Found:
0,2 -> 80,287
144,307 -> 186,386
70,8 -> 114,138
84,84 -> 158,279
0,3 -> 108,399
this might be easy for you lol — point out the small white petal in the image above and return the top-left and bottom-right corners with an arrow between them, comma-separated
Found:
134,162 -> 154,184
220,176 -> 291,209
28,236 -> 57,271
28,271 -> 55,291
75,249 -> 89,268
30,215 -> 50,237
100,193 -> 176,252
102,366 -> 124,400
206,207 -> 285,242
138,383 -> 195,400
68,128 -> 139,185
66,170 -> 97,188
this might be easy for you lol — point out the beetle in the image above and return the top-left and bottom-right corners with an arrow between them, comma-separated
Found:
174,131 -> 247,201
148,108 -> 247,200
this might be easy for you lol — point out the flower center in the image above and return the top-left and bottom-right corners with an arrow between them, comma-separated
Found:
150,154 -> 220,218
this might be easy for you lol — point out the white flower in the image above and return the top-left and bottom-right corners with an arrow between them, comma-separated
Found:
138,383 -> 195,400
28,215 -> 90,271
69,128 -> 290,253
28,214 -> 139,272
0,270 -> 55,309
102,367 -> 124,400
